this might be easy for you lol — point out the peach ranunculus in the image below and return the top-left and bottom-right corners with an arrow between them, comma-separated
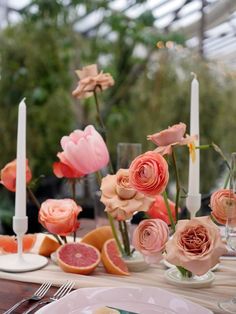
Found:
72,64 -> 115,99
132,219 -> 169,263
100,169 -> 154,220
0,159 -> 32,192
147,195 -> 178,225
57,125 -> 109,175
39,199 -> 82,236
165,216 -> 227,276
129,151 -> 169,196
210,189 -> 236,225
53,161 -> 84,179
147,122 -> 197,156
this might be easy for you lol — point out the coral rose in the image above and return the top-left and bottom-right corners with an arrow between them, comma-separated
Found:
0,159 -> 32,192
129,151 -> 169,196
147,122 -> 197,155
165,216 -> 227,275
39,199 -> 82,236
132,219 -> 169,263
57,125 -> 109,175
210,189 -> 236,225
100,169 -> 154,220
72,64 -> 114,99
147,195 -> 177,225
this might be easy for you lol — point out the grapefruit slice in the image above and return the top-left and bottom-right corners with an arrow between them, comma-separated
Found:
80,225 -> 113,251
0,234 -> 36,253
57,242 -> 101,275
38,235 -> 61,257
101,239 -> 129,276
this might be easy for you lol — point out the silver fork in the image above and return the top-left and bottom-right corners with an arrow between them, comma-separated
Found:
4,281 -> 52,314
22,281 -> 75,314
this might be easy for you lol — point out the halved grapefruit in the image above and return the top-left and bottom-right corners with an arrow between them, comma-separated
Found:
38,235 -> 61,257
101,239 -> 129,276
80,225 -> 113,251
57,242 -> 101,275
0,234 -> 36,253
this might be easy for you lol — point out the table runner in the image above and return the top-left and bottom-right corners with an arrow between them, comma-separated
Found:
0,257 -> 235,314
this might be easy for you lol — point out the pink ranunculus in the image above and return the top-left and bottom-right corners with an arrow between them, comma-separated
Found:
129,151 -> 169,196
39,199 -> 82,236
100,169 -> 154,220
57,125 -> 109,175
147,122 -> 197,155
210,189 -> 236,225
72,64 -> 115,99
165,216 -> 227,276
147,195 -> 178,225
0,159 -> 32,192
132,219 -> 169,264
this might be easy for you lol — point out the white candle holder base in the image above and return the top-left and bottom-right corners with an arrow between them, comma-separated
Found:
0,253 -> 48,273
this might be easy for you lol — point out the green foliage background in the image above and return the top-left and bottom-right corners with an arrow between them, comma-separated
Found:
0,0 -> 236,208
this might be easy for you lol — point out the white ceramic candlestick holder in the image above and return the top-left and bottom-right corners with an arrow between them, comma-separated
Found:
186,194 -> 201,218
0,216 -> 48,272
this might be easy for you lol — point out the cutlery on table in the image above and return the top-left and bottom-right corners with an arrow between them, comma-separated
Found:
4,281 -> 52,314
22,280 -> 75,314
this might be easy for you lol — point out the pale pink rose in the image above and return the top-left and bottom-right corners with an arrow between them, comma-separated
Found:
132,219 -> 169,263
147,123 -> 197,155
0,159 -> 32,192
129,151 -> 169,196
210,189 -> 236,225
165,216 -> 227,275
57,125 -> 109,175
39,199 -> 82,236
100,169 -> 154,220
72,64 -> 115,99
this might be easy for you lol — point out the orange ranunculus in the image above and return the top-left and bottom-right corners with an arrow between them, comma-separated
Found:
210,189 -> 236,225
39,199 -> 82,236
57,125 -> 109,175
72,64 -> 114,99
147,195 -> 177,225
132,219 -> 169,264
147,122 -> 197,156
165,216 -> 227,276
53,161 -> 84,179
129,151 -> 169,196
0,159 -> 32,192
100,169 -> 154,220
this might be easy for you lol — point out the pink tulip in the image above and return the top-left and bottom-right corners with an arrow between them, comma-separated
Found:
57,125 -> 109,175
53,161 -> 84,179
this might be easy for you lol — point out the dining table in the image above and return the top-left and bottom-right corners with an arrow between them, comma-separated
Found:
0,219 -> 235,314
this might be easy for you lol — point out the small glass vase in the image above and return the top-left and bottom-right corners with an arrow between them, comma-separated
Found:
123,250 -> 149,272
165,267 -> 215,288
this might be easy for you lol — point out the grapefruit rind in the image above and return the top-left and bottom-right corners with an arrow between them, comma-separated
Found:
0,234 -> 37,254
38,235 -> 61,257
81,225 -> 114,251
101,239 -> 129,276
57,242 -> 101,275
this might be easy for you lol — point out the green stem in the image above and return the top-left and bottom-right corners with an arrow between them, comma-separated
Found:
224,170 -> 231,189
176,266 -> 192,278
70,179 -> 77,242
108,214 -> 124,255
93,89 -> 106,141
163,190 -> 175,233
172,149 -> 180,222
27,187 -> 41,210
123,220 -> 131,256
53,234 -> 63,245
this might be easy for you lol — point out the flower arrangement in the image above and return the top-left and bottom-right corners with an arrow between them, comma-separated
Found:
0,63 -> 229,281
